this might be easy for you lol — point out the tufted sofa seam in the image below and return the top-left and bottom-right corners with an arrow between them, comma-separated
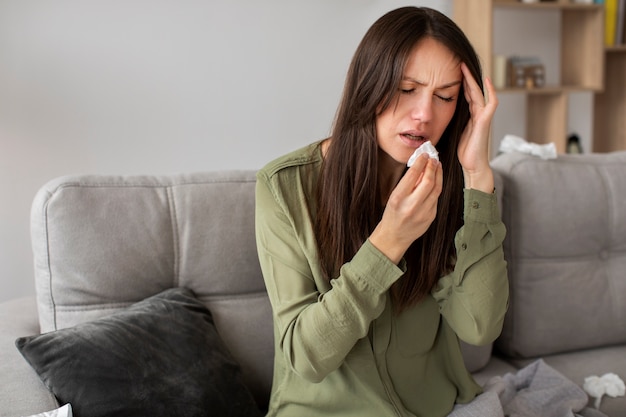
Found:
40,190 -> 59,330
597,165 -> 621,321
49,291 -> 269,313
166,185 -> 181,288
596,165 -> 611,260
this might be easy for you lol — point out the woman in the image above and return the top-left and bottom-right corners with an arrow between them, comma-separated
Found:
255,6 -> 508,417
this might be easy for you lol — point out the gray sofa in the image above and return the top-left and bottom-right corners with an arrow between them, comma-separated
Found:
1,150 -> 625,416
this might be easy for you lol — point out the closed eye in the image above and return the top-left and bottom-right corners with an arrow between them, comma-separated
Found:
399,86 -> 456,102
436,95 -> 455,103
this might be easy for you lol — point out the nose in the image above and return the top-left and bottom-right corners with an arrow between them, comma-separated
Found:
410,93 -> 432,123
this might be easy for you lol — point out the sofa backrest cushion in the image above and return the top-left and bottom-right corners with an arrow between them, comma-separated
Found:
491,151 -> 626,358
30,169 -> 501,403
30,171 -> 273,408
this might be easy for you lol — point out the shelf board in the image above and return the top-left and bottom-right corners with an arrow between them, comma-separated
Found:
497,85 -> 602,94
606,45 -> 626,53
494,1 -> 602,10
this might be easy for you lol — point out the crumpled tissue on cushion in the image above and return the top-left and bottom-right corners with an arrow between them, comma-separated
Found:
583,373 -> 625,409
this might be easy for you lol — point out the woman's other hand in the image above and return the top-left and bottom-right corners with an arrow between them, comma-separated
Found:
369,154 -> 442,264
457,62 -> 498,193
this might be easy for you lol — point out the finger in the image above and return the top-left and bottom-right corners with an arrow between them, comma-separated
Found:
460,62 -> 481,92
460,63 -> 486,106
410,158 -> 440,201
434,160 -> 443,194
408,152 -> 429,173
394,153 -> 429,197
407,153 -> 430,183
413,160 -> 443,218
461,64 -> 474,103
483,76 -> 499,109
423,162 -> 443,215
424,159 -> 443,201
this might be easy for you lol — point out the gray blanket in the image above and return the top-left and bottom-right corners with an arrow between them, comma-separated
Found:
448,360 -> 607,417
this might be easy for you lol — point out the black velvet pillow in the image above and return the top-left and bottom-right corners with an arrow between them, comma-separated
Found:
15,288 -> 262,417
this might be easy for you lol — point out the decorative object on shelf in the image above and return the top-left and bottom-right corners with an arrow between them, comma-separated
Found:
567,133 -> 584,154
493,54 -> 508,89
507,56 -> 545,89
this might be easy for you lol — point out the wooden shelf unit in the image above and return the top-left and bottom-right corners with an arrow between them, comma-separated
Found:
594,48 -> 626,151
453,0 -> 608,154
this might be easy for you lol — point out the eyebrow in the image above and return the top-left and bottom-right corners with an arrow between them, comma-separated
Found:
402,77 -> 462,90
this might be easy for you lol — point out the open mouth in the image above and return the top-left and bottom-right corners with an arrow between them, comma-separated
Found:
403,133 -> 422,140
402,133 -> 428,144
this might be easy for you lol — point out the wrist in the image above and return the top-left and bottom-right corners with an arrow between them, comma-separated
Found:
463,167 -> 495,193
369,226 -> 407,265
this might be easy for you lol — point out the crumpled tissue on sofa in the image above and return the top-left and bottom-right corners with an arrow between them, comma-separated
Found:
583,373 -> 625,410
498,134 -> 557,160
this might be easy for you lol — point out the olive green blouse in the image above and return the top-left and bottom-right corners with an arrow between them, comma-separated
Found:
255,141 -> 508,417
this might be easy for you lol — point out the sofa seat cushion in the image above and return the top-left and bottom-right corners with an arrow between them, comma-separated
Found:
0,297 -> 59,416
491,151 -> 626,358
469,356 -> 518,388
507,345 -> 626,416
16,288 -> 261,417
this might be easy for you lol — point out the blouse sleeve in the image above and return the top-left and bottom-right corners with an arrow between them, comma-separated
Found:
255,170 -> 404,383
431,188 -> 509,346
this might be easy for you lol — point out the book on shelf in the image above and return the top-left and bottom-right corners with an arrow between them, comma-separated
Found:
605,0 -> 626,46
617,0 -> 626,45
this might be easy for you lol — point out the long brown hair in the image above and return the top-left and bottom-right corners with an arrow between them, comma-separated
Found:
314,7 -> 484,312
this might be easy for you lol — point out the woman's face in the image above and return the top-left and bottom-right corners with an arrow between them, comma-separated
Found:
375,37 -> 462,165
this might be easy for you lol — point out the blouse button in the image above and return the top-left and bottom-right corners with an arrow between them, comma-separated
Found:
461,243 -> 467,250
472,201 -> 480,209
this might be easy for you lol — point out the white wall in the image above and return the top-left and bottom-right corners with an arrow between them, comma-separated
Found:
0,0 -> 452,302
0,0 -> 594,303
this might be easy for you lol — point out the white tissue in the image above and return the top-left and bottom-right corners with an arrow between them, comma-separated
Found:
498,134 -> 557,160
583,373 -> 625,409
28,404 -> 73,417
407,141 -> 439,167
